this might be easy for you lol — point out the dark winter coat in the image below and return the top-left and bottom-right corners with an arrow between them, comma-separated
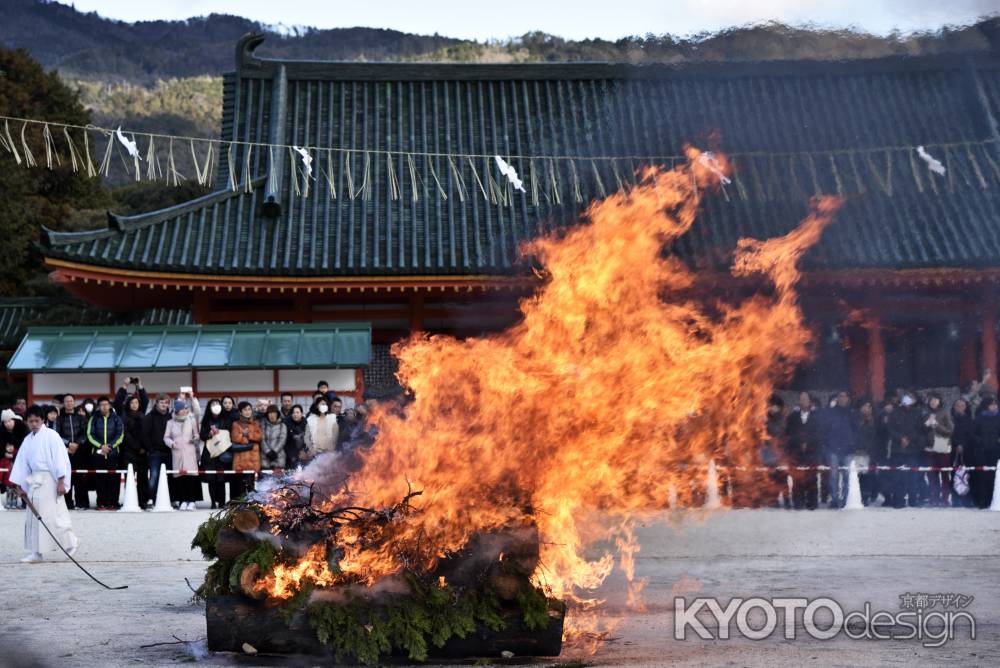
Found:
284,416 -> 307,468
887,406 -> 925,462
972,411 -> 1000,467
819,406 -> 858,457
122,409 -> 148,465
143,408 -> 173,456
857,417 -> 881,461
785,408 -> 821,464
951,408 -> 975,460
0,419 -> 28,451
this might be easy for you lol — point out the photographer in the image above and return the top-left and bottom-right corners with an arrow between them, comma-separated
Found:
113,376 -> 148,417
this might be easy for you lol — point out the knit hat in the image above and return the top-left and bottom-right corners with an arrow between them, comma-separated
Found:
173,399 -> 187,412
1,409 -> 20,422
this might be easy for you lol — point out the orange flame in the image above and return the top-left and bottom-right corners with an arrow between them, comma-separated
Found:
261,148 -> 840,635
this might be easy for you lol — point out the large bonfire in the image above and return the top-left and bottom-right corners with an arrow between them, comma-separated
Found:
194,148 -> 841,662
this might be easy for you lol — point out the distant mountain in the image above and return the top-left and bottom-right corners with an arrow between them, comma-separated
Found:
1,0 -> 465,81
3,0 -> 998,84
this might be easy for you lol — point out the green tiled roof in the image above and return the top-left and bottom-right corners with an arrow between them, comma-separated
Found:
8,323 -> 371,371
41,36 -> 1000,275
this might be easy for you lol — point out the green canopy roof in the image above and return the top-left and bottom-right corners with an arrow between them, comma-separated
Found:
7,323 -> 370,372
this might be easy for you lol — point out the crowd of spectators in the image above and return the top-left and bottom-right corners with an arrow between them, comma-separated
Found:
0,379 -> 377,511
763,371 -> 1000,509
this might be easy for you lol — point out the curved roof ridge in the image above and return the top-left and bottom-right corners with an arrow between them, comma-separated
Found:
234,31 -> 1000,81
42,177 -> 266,247
110,176 -> 267,232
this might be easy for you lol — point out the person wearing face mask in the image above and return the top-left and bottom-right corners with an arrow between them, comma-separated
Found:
302,397 -> 338,460
200,399 -> 233,509
82,398 -> 95,418
886,390 -> 924,508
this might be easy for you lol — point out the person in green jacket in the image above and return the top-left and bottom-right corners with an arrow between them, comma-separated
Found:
86,396 -> 124,510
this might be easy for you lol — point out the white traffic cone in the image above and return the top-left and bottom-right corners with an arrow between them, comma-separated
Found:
989,459 -> 1000,512
119,463 -> 142,512
151,463 -> 174,512
704,460 -> 723,509
843,460 -> 864,510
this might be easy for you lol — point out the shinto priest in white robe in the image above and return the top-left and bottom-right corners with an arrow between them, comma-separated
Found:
8,424 -> 79,556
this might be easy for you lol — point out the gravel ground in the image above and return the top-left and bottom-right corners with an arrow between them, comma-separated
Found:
0,504 -> 997,667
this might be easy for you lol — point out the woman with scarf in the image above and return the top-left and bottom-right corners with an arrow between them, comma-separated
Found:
302,397 -> 338,461
200,398 -> 233,509
163,400 -> 202,510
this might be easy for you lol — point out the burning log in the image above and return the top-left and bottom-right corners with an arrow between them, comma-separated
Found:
231,509 -> 261,534
214,528 -> 255,561
194,486 -> 565,664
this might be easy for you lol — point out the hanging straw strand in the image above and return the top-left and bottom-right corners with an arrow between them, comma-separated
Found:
386,151 -> 399,200
146,136 -> 159,181
1,120 -> 21,164
20,123 -> 37,168
428,157 -> 448,201
42,124 -> 60,169
62,127 -> 80,173
82,128 -> 96,177
98,131 -> 114,177
467,157 -> 489,202
447,157 -> 467,202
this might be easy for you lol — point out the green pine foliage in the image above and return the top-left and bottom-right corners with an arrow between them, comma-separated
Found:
191,510 -> 555,665
518,584 -> 552,631
190,510 -> 229,560
227,540 -> 277,591
304,578 -> 508,665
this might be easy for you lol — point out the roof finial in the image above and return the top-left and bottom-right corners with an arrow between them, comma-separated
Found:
236,32 -> 266,71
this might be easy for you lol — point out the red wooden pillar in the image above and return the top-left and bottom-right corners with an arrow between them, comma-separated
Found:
866,319 -> 886,402
959,317 -> 978,388
192,291 -> 211,324
983,304 -> 998,391
354,368 -> 365,404
409,292 -> 425,333
847,333 -> 868,400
